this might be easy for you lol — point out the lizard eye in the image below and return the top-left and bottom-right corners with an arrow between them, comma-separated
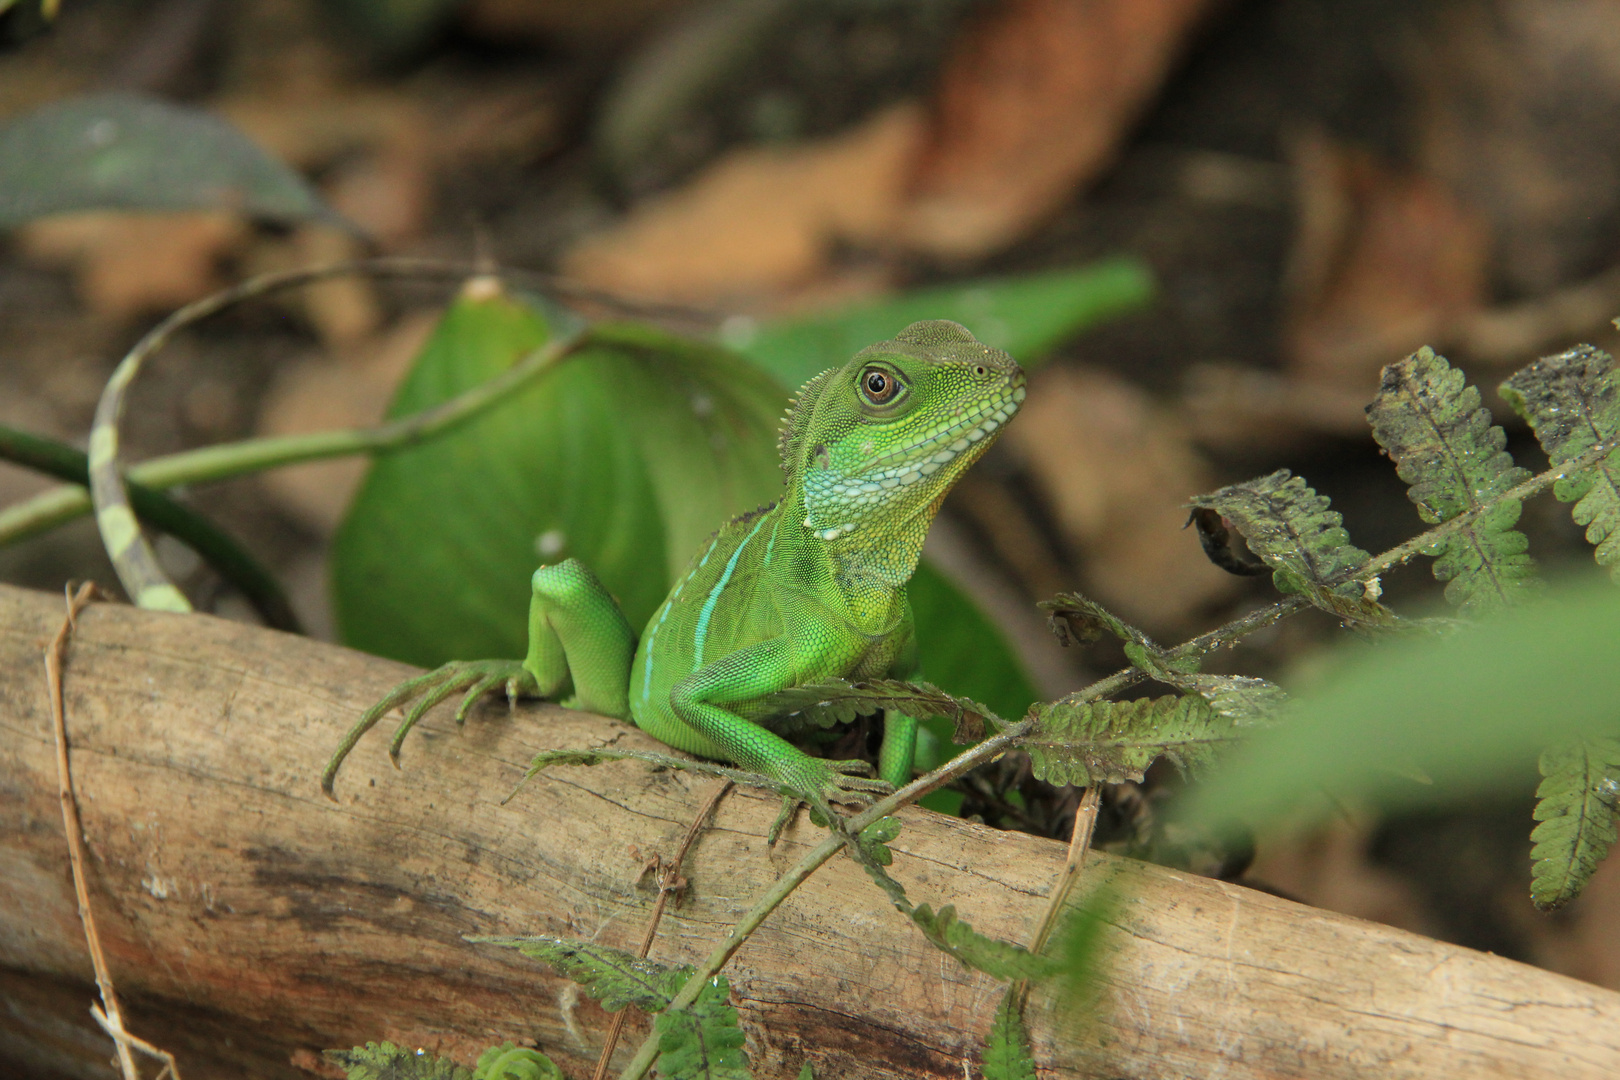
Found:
859,367 -> 900,406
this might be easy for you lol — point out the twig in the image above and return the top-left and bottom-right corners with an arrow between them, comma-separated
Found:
47,581 -> 182,1080
592,780 -> 732,1080
1012,786 -> 1103,1012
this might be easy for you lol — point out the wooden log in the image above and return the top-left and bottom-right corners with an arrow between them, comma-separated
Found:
1,581 -> 1618,1079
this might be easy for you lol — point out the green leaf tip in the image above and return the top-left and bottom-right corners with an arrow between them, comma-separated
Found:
1502,344 -> 1620,582
654,974 -> 753,1080
909,903 -> 1051,982
470,935 -> 686,1013
1022,694 -> 1246,787
1188,470 -> 1396,625
982,987 -> 1037,1080
1530,736 -> 1620,910
1367,346 -> 1538,612
474,1044 -> 561,1080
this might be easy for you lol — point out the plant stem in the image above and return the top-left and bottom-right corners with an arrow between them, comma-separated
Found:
0,425 -> 301,632
0,330 -> 588,550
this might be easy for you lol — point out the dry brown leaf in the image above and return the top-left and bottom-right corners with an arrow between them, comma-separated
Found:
562,103 -> 923,305
900,0 -> 1218,258
16,211 -> 248,321
1005,364 -> 1236,632
256,312 -> 440,534
1285,130 -> 1489,388
1414,0 -> 1620,301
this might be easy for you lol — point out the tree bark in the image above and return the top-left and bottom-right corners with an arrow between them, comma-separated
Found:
1,582 -> 1617,1079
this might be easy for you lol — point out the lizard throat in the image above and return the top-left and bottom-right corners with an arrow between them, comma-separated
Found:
801,382 -> 1026,542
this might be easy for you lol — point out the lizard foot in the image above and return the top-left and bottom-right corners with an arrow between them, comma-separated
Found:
322,659 -> 535,798
768,759 -> 893,844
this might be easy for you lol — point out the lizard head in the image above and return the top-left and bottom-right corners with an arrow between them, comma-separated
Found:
779,319 -> 1025,541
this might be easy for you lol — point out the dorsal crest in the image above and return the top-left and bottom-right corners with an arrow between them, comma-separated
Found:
777,366 -> 835,479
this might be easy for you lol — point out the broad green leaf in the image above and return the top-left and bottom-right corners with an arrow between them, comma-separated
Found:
982,987 -> 1037,1080
0,93 -> 339,227
1530,736 -> 1620,910
907,560 -> 1037,746
326,1042 -> 471,1080
332,281 -> 784,666
471,935 -> 687,1013
1367,347 -> 1538,612
1188,470 -> 1394,625
474,1044 -> 561,1080
654,975 -> 752,1080
1022,695 -> 1243,787
1501,344 -> 1620,581
1182,577 -> 1620,826
732,259 -> 1154,390
759,677 -> 1002,743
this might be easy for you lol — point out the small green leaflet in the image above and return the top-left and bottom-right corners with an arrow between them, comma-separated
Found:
843,817 -> 1049,981
982,987 -> 1037,1080
733,259 -> 1155,390
797,1064 -> 815,1080
1501,344 -> 1620,582
326,1043 -> 469,1080
474,1044 -> 562,1080
471,935 -> 687,1013
1530,736 -> 1620,910
654,975 -> 752,1080
758,677 -> 1004,742
1187,471 -> 1395,626
1039,591 -> 1152,649
1367,347 -> 1538,612
1022,695 -> 1244,787
0,93 -> 340,227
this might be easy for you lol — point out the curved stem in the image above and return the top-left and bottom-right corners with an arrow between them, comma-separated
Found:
0,425 -> 301,632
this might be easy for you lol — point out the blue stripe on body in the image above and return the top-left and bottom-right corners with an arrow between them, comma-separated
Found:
692,514 -> 770,672
641,536 -> 720,704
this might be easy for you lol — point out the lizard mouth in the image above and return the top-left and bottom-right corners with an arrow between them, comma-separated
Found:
861,380 -> 1026,490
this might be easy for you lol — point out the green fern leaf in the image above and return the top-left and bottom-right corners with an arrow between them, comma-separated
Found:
758,677 -> 1004,742
982,987 -> 1037,1080
1529,736 -> 1620,910
797,1064 -> 815,1080
325,1043 -> 472,1080
909,903 -> 1049,982
473,1044 -> 561,1080
1038,591 -> 1152,648
1367,347 -> 1538,612
1501,344 -> 1620,582
654,974 -> 752,1079
1022,695 -> 1243,786
1188,470 -> 1393,624
471,935 -> 686,1012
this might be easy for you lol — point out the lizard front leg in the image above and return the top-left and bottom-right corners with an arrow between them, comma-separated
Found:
663,638 -> 891,824
324,557 -> 634,796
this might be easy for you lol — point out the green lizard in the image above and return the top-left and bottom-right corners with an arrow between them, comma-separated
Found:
323,319 -> 1025,822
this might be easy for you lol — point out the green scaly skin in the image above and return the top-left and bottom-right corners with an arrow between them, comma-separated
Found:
324,320 -> 1025,823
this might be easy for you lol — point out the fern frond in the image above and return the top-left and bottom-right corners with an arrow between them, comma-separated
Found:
759,677 -> 1003,742
1188,470 -> 1393,624
473,1044 -> 560,1080
982,987 -> 1038,1080
325,1043 -> 472,1080
1529,736 -> 1620,910
1021,695 -> 1243,787
1039,591 -> 1152,648
655,974 -> 753,1080
470,935 -> 685,1012
844,817 -> 1049,981
1367,347 -> 1538,612
1501,344 -> 1620,581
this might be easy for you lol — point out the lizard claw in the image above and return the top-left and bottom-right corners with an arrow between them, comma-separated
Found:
323,659 -> 535,798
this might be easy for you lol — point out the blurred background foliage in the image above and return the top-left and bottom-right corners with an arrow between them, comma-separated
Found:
5,0 -> 1620,993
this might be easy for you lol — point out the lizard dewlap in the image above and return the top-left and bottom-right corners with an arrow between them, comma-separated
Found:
327,320 -> 1025,822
